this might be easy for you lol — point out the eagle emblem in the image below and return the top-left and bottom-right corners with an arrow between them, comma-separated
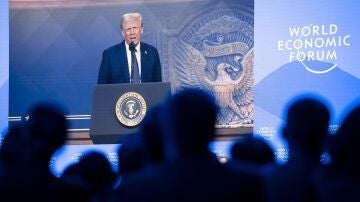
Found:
173,10 -> 254,128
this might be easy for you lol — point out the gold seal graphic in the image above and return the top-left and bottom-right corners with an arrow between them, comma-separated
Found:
115,92 -> 147,127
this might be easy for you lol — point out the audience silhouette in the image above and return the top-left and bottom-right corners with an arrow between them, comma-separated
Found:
226,134 -> 275,177
61,151 -> 116,202
117,133 -> 146,180
230,135 -> 275,164
0,125 -> 28,175
266,96 -> 330,202
314,104 -> 360,202
137,105 -> 166,166
1,93 -> 359,202
0,103 -> 73,201
109,88 -> 264,202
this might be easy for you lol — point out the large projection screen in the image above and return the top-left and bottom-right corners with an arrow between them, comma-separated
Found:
255,0 -> 360,161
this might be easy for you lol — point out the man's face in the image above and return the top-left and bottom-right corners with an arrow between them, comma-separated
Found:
122,18 -> 143,45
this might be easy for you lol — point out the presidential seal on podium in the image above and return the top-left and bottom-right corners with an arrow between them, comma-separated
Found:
115,92 -> 147,127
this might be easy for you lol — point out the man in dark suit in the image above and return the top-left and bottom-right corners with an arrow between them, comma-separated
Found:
97,12 -> 162,84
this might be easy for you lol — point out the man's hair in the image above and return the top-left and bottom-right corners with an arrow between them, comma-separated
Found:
120,12 -> 143,30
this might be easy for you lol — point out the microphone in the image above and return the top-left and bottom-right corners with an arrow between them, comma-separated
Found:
129,42 -> 136,52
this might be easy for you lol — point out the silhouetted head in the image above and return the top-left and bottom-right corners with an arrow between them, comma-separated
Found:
0,125 -> 29,170
231,135 -> 275,165
283,96 -> 330,158
117,133 -> 145,176
163,88 -> 218,156
77,151 -> 116,191
330,105 -> 360,173
138,105 -> 165,164
24,102 -> 67,162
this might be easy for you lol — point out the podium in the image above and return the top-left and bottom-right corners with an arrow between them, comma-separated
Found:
90,82 -> 171,144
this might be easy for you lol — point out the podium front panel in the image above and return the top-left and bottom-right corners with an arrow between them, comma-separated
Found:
90,82 -> 171,144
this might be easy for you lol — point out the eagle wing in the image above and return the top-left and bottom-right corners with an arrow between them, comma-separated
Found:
174,40 -> 212,92
233,48 -> 254,106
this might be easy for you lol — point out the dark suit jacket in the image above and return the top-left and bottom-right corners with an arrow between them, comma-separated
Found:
97,41 -> 162,84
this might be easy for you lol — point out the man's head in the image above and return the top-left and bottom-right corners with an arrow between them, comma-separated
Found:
121,12 -> 144,45
283,96 -> 330,157
24,102 -> 68,162
163,88 -> 218,157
